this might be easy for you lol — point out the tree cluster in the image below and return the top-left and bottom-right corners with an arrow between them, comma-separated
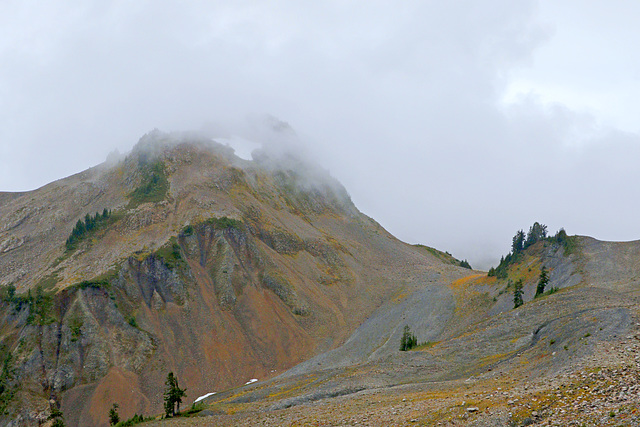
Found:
399,325 -> 418,351
107,403 -> 146,427
106,372 -> 187,424
0,348 -> 15,415
459,259 -> 472,269
511,222 -> 549,255
488,222 -> 549,279
525,222 -> 548,248
65,209 -> 112,250
3,285 -> 53,325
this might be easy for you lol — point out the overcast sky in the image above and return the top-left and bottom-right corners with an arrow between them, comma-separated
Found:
2,1 -> 640,269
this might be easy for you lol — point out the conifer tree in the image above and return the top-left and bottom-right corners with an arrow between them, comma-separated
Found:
525,222 -> 548,248
512,230 -> 525,254
513,279 -> 524,309
48,405 -> 65,427
108,403 -> 120,425
399,325 -> 417,351
535,266 -> 549,298
163,372 -> 187,417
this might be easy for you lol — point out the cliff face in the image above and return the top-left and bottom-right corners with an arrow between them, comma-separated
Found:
0,132 -> 459,426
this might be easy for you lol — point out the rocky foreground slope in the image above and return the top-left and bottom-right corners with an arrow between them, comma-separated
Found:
0,131 -> 472,426
146,233 -> 640,426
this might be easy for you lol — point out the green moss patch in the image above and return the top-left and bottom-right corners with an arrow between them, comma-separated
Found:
127,160 -> 169,208
203,216 -> 243,230
155,238 -> 184,270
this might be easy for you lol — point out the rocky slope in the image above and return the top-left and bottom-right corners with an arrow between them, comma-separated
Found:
149,234 -> 640,426
0,131 -> 472,426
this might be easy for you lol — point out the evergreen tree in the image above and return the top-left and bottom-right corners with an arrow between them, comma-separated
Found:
459,259 -> 472,269
535,266 -> 549,298
513,279 -> 524,309
74,220 -> 86,236
48,405 -> 65,427
5,284 -> 15,302
512,230 -> 525,254
399,325 -> 417,351
525,222 -> 548,248
553,228 -> 568,244
108,403 -> 120,425
163,372 -> 187,417
85,213 -> 94,231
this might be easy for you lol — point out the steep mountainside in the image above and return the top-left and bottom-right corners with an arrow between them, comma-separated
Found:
0,131 -> 471,426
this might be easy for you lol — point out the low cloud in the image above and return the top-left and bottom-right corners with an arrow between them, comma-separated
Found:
1,1 -> 639,269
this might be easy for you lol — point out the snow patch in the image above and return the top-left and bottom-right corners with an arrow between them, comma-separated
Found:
216,136 -> 261,161
244,378 -> 258,385
194,392 -> 216,403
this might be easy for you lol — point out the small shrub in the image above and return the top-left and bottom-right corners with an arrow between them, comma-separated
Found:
115,413 -> 147,426
3,284 -> 16,303
48,406 -> 65,427
183,402 -> 204,415
155,239 -> 183,270
36,272 -> 60,290
69,316 -> 83,342
127,317 -> 138,328
78,280 -> 110,290
182,225 -> 194,236
549,339 -> 556,345
73,269 -> 118,292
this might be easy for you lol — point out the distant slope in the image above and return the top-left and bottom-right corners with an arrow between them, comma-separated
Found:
413,243 -> 469,268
